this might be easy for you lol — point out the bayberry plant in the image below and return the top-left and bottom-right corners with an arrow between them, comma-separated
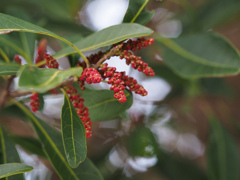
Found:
0,2 -> 156,178
1,1 -> 240,180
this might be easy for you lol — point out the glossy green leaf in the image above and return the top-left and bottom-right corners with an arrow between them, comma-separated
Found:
207,118 -> 240,180
61,92 -> 87,168
80,89 -> 133,122
0,12 -> 59,37
0,63 -> 20,76
0,12 -> 87,60
127,126 -> 158,157
156,32 -> 240,78
0,125 -> 25,180
123,0 -> 154,25
0,163 -> 33,179
10,135 -> 46,158
18,65 -> 82,93
15,101 -> 103,180
54,23 -> 153,58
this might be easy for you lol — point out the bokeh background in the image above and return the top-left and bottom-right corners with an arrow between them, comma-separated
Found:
1,0 -> 240,179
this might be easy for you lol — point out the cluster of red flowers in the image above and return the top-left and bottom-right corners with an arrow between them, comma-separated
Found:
116,38 -> 155,76
29,37 -> 155,137
36,39 -> 47,68
30,92 -> 40,112
76,37 -> 155,103
65,85 -> 92,138
78,68 -> 102,90
14,55 -> 22,64
44,54 -> 59,69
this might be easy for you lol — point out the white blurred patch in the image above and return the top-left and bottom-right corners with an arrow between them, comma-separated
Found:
80,0 -> 129,31
109,148 -> 125,169
156,20 -> 182,38
42,94 -> 64,119
152,8 -> 182,38
176,133 -> 205,159
17,147 -> 52,180
125,156 -> 158,176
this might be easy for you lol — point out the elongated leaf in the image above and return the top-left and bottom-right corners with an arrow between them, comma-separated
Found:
0,12 -> 86,59
0,63 -> 20,76
0,105 -> 27,120
54,23 -> 153,58
0,12 -> 59,38
15,101 -> 103,180
156,32 -> 240,78
61,92 -> 87,168
207,118 -> 240,180
80,89 -> 133,122
181,0 -> 240,33
18,65 -> 82,93
0,163 -> 33,179
0,125 -> 25,180
10,135 -> 46,158
0,35 -> 30,61
123,0 -> 154,25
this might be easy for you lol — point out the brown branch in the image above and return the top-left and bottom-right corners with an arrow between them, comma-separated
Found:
9,76 -> 77,98
93,44 -> 123,69
0,75 -> 15,109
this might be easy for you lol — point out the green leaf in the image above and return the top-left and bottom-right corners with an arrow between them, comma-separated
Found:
10,135 -> 46,158
0,105 -> 27,120
0,12 -> 59,37
0,35 -> 29,61
0,63 -> 20,76
54,23 -> 153,58
15,101 -> 103,180
0,163 -> 33,179
18,65 -> 82,93
156,32 -> 240,78
0,13 -> 86,59
61,92 -> 87,168
38,94 -> 44,111
207,118 -> 240,180
123,0 -> 154,25
181,0 -> 240,33
80,89 -> 133,122
127,126 -> 158,157
0,125 -> 25,180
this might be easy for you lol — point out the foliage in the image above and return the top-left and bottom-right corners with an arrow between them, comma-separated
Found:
0,0 -> 240,180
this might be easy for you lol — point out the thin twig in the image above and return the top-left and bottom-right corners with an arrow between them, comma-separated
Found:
93,44 -> 123,69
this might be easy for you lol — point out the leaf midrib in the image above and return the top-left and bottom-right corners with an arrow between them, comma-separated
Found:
14,100 -> 79,180
65,93 -> 77,166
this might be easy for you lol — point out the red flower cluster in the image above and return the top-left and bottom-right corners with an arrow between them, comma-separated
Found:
30,92 -> 40,112
14,55 -> 22,64
115,38 -> 155,77
78,68 -> 102,90
36,39 -> 47,68
99,63 -> 148,103
121,38 -> 154,51
65,85 -> 92,138
76,37 -> 154,104
44,54 -> 59,69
